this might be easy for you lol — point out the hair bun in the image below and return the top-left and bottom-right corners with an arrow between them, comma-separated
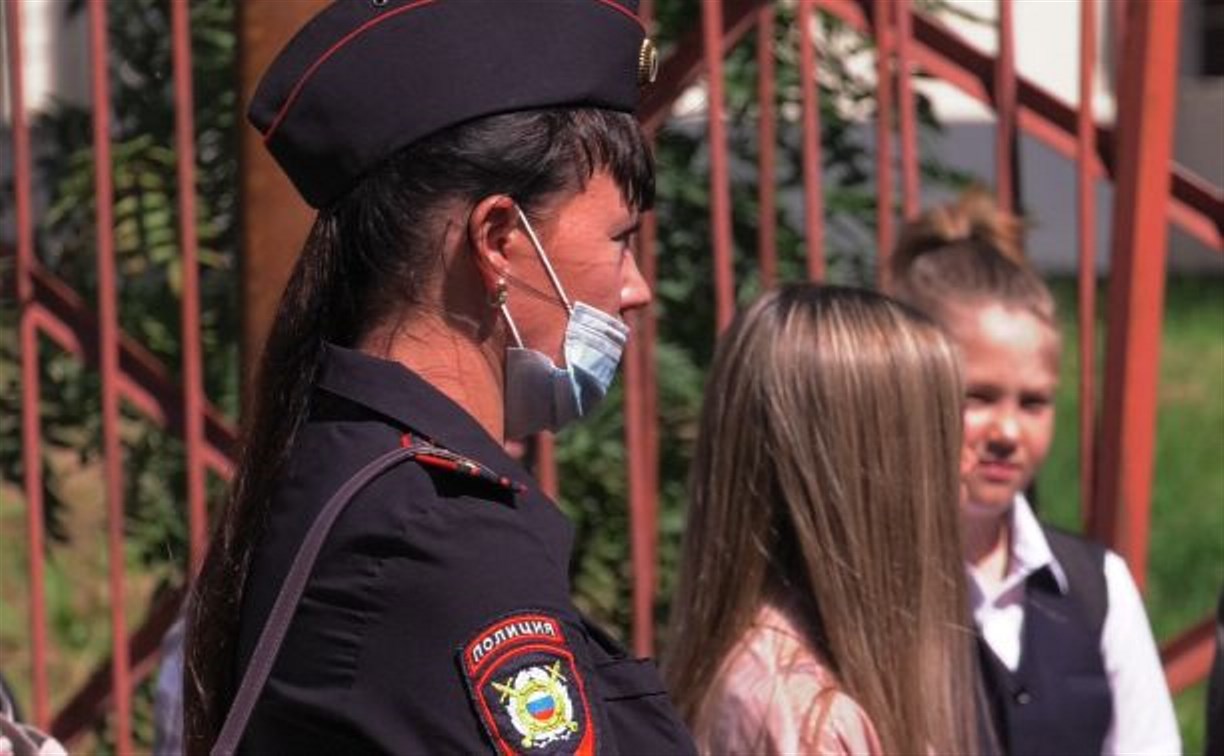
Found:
893,187 -> 1028,274
890,186 -> 1056,328
948,188 -> 1026,264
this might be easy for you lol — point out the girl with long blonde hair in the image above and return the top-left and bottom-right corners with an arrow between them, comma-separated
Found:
666,284 -> 980,755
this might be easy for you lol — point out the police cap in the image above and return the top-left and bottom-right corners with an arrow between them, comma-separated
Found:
249,0 -> 657,208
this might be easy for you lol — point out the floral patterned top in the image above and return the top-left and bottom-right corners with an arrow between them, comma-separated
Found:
693,604 -> 883,756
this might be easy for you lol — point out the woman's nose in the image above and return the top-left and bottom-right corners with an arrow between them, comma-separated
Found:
619,251 -> 652,314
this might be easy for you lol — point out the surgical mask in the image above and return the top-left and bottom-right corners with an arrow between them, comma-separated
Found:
501,207 -> 630,440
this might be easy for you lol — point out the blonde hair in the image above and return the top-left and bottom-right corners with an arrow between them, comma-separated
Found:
665,284 -> 979,755
890,188 -> 1056,329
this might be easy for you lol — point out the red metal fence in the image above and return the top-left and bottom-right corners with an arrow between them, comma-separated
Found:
5,0 -> 1221,750
6,0 -> 236,743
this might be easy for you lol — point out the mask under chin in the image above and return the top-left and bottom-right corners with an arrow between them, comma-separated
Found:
503,346 -> 580,440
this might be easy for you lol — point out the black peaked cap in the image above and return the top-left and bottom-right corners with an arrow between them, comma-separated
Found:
249,0 -> 649,208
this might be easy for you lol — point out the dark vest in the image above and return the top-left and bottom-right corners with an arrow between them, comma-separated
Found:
977,527 -> 1112,756
1206,591 -> 1224,756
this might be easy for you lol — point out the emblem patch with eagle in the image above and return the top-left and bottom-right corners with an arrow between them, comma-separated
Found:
460,613 -> 596,755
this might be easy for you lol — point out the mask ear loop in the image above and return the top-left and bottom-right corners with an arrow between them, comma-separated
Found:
500,302 -> 526,348
515,206 -> 574,315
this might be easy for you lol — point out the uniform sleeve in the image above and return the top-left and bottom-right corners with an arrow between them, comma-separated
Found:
1099,551 -> 1182,756
337,468 -> 611,755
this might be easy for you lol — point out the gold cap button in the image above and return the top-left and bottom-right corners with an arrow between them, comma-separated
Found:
638,38 -> 659,87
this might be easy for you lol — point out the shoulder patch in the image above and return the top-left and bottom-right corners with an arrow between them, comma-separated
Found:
459,613 -> 597,755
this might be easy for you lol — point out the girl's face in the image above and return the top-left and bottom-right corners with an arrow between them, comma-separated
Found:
949,303 -> 1059,518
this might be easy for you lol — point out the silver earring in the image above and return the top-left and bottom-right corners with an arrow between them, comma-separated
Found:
489,277 -> 508,307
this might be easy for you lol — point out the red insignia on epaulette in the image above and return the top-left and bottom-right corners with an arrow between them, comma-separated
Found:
459,613 -> 596,755
401,433 -> 526,493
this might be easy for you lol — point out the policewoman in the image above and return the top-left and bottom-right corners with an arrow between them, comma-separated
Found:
183,1 -> 694,754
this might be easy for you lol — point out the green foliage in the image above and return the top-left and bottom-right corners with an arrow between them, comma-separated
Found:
7,0 -> 239,538
37,0 -> 239,395
558,340 -> 704,636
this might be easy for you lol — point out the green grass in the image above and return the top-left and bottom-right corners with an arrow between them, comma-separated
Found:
1038,276 -> 1224,755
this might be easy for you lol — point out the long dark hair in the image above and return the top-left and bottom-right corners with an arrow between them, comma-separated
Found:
184,108 -> 653,755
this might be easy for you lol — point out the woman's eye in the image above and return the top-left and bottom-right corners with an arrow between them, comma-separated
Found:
612,220 -> 640,252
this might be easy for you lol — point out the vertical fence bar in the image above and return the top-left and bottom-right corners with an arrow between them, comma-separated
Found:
994,0 -> 1017,213
873,0 -> 895,283
88,2 -> 133,751
756,6 -> 778,289
6,0 -> 50,728
1093,0 -> 1182,591
171,0 -> 207,576
1077,0 -> 1098,532
639,211 -> 660,509
798,0 -> 825,281
634,214 -> 661,598
895,0 -> 920,221
642,0 -> 659,654
623,0 -> 657,660
1112,0 -> 1129,90
624,256 -> 654,657
703,0 -> 735,330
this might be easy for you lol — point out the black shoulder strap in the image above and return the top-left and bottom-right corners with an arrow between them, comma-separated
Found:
211,445 -> 424,756
1042,525 -> 1109,637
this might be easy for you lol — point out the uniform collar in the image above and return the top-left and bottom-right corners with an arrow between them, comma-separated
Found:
316,342 -> 531,487
1009,494 -> 1070,595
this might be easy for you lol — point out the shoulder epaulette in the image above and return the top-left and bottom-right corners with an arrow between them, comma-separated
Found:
399,433 -> 526,494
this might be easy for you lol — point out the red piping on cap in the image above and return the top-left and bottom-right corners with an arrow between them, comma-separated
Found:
593,0 -> 646,27
262,0 -> 645,146
263,0 -> 439,144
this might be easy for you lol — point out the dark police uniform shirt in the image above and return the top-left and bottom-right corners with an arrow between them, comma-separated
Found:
236,344 -> 695,755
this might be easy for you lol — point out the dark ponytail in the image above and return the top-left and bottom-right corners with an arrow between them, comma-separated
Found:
182,213 -> 345,756
184,107 -> 653,755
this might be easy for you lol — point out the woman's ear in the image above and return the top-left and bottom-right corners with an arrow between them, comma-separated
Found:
467,194 -> 518,295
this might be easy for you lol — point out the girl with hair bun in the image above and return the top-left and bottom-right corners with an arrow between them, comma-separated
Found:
667,284 -> 981,756
891,189 -> 1180,756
